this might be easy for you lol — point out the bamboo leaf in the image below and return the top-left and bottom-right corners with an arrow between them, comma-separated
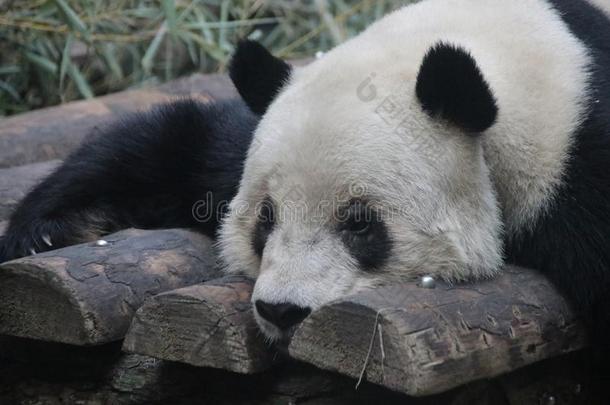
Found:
182,17 -> 279,30
59,34 -> 74,91
0,80 -> 22,102
2,0 -> 411,115
218,0 -> 230,50
53,0 -> 91,42
192,7 -> 214,43
25,52 -> 58,75
67,63 -> 94,99
142,22 -> 167,74
0,66 -> 20,75
162,0 -> 177,38
100,43 -> 124,80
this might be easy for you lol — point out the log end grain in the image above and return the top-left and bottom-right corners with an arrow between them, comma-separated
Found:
0,258 -> 90,344
0,229 -> 219,345
123,276 -> 273,374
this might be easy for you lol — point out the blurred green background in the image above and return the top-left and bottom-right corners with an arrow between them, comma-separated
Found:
0,0 -> 411,116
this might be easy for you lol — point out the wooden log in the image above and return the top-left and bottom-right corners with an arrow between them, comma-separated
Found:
289,266 -> 587,397
1,336 -> 442,405
0,160 -> 60,220
0,228 -> 219,345
123,275 -> 273,374
0,74 -> 236,168
0,334 -> 600,404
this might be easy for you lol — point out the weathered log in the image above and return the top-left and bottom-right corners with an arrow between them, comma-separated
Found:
0,335 -> 600,404
123,275 -> 273,374
2,336 -> 454,405
289,266 -> 587,397
0,228 -> 220,345
0,74 -> 236,168
0,160 -> 60,220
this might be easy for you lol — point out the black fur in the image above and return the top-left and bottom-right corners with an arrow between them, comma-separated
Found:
338,201 -> 393,271
252,197 -> 275,257
506,0 -> 610,362
0,99 -> 258,262
229,40 -> 292,115
416,42 -> 498,133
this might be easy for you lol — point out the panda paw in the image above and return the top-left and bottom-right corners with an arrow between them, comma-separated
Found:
0,224 -> 63,263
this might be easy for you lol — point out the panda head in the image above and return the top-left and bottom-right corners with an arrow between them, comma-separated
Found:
219,40 -> 504,342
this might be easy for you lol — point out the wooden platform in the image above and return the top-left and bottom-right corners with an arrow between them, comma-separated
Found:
0,72 -> 593,404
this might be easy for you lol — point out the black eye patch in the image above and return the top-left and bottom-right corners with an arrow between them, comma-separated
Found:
338,201 -> 393,271
252,197 -> 275,257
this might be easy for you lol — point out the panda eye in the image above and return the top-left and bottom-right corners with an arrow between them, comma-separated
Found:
252,198 -> 275,257
338,200 -> 392,271
340,201 -> 372,236
345,214 -> 371,235
258,199 -> 275,229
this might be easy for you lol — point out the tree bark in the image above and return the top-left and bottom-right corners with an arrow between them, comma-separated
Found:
0,74 -> 236,168
0,228 -> 220,345
123,275 -> 273,374
0,160 -> 60,220
289,266 -> 587,397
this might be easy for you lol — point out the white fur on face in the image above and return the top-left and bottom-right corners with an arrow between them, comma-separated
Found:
251,223 -> 376,341
294,0 -> 591,237
219,0 -> 592,339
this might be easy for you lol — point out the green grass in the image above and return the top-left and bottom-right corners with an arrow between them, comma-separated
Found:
0,0 -> 412,116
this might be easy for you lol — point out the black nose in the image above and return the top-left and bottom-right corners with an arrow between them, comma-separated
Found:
255,300 -> 311,330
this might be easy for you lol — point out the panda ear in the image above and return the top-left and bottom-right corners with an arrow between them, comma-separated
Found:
229,40 -> 292,115
416,42 -> 498,134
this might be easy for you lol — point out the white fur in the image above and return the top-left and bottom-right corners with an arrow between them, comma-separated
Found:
587,0 -> 610,17
219,0 -> 592,340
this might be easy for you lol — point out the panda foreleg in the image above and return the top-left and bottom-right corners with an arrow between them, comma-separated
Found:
0,99 -> 257,263
0,202 -> 121,262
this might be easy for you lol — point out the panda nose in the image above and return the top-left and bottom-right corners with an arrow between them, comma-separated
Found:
255,300 -> 311,330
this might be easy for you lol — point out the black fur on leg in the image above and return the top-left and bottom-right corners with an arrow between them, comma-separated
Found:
0,98 -> 258,263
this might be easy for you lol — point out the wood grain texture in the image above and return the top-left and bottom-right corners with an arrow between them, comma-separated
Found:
123,275 -> 273,374
289,266 -> 587,396
0,160 -> 60,220
0,228 -> 219,345
1,335 -> 449,405
0,74 -> 236,168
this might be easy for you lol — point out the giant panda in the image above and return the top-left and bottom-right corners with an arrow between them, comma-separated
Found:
1,0 -> 609,354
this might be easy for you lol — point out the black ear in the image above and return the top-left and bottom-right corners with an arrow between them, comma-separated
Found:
416,43 -> 498,133
229,40 -> 292,115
